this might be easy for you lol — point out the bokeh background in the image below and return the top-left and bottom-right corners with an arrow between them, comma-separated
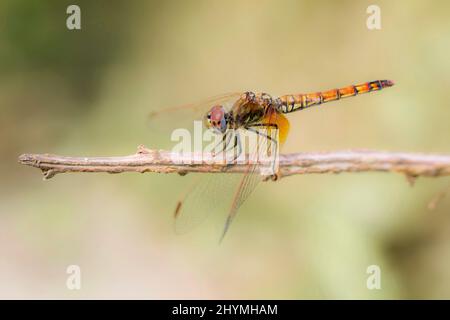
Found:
1,0 -> 450,299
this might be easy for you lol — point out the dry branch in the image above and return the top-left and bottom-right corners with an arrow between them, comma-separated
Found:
17,145 -> 450,181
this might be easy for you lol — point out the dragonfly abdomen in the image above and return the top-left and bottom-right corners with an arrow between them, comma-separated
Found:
276,80 -> 394,114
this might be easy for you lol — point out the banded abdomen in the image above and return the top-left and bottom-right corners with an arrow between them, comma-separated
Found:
276,80 -> 394,114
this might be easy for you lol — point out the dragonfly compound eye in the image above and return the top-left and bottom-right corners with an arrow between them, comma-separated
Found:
206,105 -> 227,133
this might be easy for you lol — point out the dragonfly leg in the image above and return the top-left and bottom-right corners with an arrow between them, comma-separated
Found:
248,123 -> 279,151
232,133 -> 242,162
246,125 -> 278,143
224,133 -> 242,165
248,123 -> 278,129
211,131 -> 232,158
246,125 -> 280,179
223,131 -> 237,153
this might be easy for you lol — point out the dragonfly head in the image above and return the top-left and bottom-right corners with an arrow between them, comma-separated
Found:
204,105 -> 228,134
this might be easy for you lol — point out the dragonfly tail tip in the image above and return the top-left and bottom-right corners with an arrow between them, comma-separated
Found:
381,79 -> 395,88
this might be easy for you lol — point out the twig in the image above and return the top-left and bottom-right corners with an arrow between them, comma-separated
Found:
18,145 -> 450,181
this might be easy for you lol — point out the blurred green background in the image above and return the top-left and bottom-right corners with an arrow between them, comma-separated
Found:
1,0 -> 450,299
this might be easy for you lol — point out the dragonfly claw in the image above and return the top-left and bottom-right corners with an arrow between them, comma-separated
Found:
262,173 -> 280,181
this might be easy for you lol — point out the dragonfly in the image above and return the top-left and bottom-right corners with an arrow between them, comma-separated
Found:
149,79 -> 394,241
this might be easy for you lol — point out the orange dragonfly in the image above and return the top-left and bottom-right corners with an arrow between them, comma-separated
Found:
149,80 -> 394,241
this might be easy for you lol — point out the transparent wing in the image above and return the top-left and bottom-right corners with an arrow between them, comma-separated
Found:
173,109 -> 289,241
171,102 -> 289,239
219,110 -> 285,241
173,172 -> 245,235
173,129 -> 245,234
219,159 -> 263,241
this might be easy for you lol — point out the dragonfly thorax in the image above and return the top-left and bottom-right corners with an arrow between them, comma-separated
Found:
204,91 -> 277,133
